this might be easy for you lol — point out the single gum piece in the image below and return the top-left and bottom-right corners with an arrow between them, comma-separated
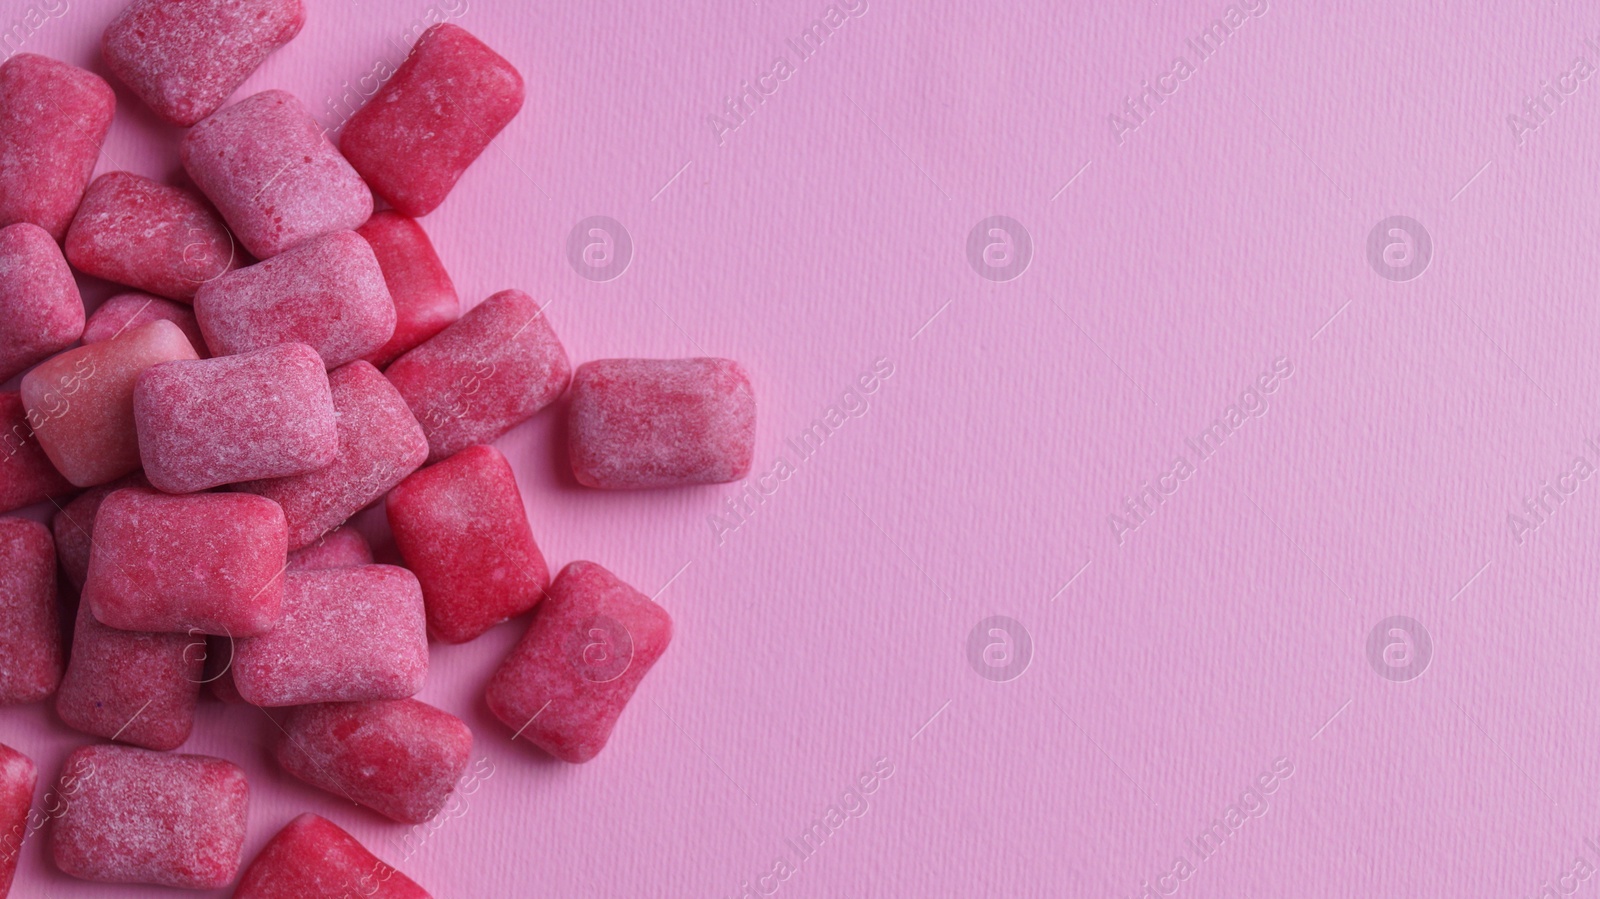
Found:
340,24 -> 525,217
84,488 -> 286,636
387,444 -> 548,643
134,342 -> 338,493
485,561 -> 673,763
102,0 -> 307,126
234,813 -> 431,899
0,518 -> 61,705
0,54 -> 115,240
236,360 -> 426,549
0,742 -> 37,895
569,358 -> 756,489
182,90 -> 373,259
84,292 -> 210,356
51,472 -> 149,589
232,565 -> 427,706
55,602 -> 203,750
356,212 -> 459,368
0,222 -> 85,384
50,744 -> 249,889
287,525 -> 373,570
0,391 -> 75,515
64,172 -> 241,300
196,230 -> 395,369
385,289 -> 570,462
275,698 -> 472,823
23,321 -> 200,488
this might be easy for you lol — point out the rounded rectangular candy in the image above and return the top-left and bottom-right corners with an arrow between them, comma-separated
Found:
182,90 -> 373,259
23,320 -> 200,488
134,342 -> 339,493
232,565 -> 427,706
340,24 -> 524,217
385,289 -> 570,462
0,519 -> 61,705
0,222 -> 85,384
102,0 -> 306,126
237,360 -> 426,549
485,561 -> 673,763
569,358 -> 756,489
84,488 -> 286,636
287,525 -> 373,570
357,212 -> 459,368
276,698 -> 472,823
235,813 -> 430,899
0,742 -> 36,895
65,172 -> 240,301
196,230 -> 395,368
0,55 -> 115,240
51,744 -> 248,889
51,472 -> 148,589
55,602 -> 203,750
83,292 -> 209,355
387,444 -> 548,643
0,392 -> 75,515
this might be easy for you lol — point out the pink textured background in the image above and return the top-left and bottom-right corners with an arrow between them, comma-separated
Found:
5,0 -> 1600,895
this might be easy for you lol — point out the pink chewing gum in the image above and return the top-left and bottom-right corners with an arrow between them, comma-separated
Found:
55,602 -> 203,750
133,342 -> 338,493
387,444 -> 548,643
385,289 -> 570,462
51,472 -> 149,589
340,24 -> 524,217
65,172 -> 240,301
485,561 -> 673,763
232,565 -> 427,706
23,321 -> 200,488
236,360 -> 426,549
235,813 -> 430,899
287,525 -> 373,570
83,293 -> 209,355
275,698 -> 472,823
51,744 -> 248,889
182,90 -> 373,259
357,212 -> 459,368
0,743 -> 36,895
84,488 -> 286,636
196,230 -> 395,368
569,358 -> 757,489
0,55 -> 115,240
0,222 -> 85,384
0,392 -> 75,515
0,519 -> 61,705
103,0 -> 306,126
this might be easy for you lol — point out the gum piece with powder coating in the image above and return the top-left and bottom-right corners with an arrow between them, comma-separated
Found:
0,222 -> 85,384
0,518 -> 61,705
0,742 -> 37,895
64,172 -> 240,301
234,813 -> 431,898
51,472 -> 149,589
83,293 -> 210,356
55,602 -> 203,751
0,391 -> 76,515
0,54 -> 115,240
357,212 -> 459,368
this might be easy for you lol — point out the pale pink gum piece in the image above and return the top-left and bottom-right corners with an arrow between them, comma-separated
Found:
22,320 -> 200,488
0,54 -> 115,240
568,358 -> 756,489
385,288 -> 571,462
235,360 -> 426,549
50,744 -> 249,889
0,391 -> 75,514
195,230 -> 395,368
181,89 -> 373,259
84,292 -> 210,356
83,487 -> 287,636
387,444 -> 548,644
485,561 -> 673,763
232,564 -> 427,707
55,601 -> 203,750
357,212 -> 459,368
287,525 -> 373,570
0,518 -> 61,705
275,698 -> 472,823
64,172 -> 241,301
102,0 -> 306,126
234,813 -> 431,899
340,24 -> 525,217
0,222 -> 85,383
133,342 -> 338,493
0,742 -> 37,895
51,472 -> 149,589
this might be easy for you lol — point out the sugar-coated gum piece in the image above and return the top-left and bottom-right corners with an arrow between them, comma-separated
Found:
55,602 -> 203,751
0,518 -> 60,705
83,292 -> 210,356
287,525 -> 373,570
234,813 -> 431,898
357,212 -> 459,368
64,172 -> 240,300
0,222 -> 85,384
50,744 -> 249,889
51,472 -> 148,589
0,391 -> 75,515
0,54 -> 115,240
0,742 -> 36,895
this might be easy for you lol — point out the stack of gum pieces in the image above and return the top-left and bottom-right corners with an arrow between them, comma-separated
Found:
0,5 -> 758,895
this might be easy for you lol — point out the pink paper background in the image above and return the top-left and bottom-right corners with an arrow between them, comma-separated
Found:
6,0 -> 1600,895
